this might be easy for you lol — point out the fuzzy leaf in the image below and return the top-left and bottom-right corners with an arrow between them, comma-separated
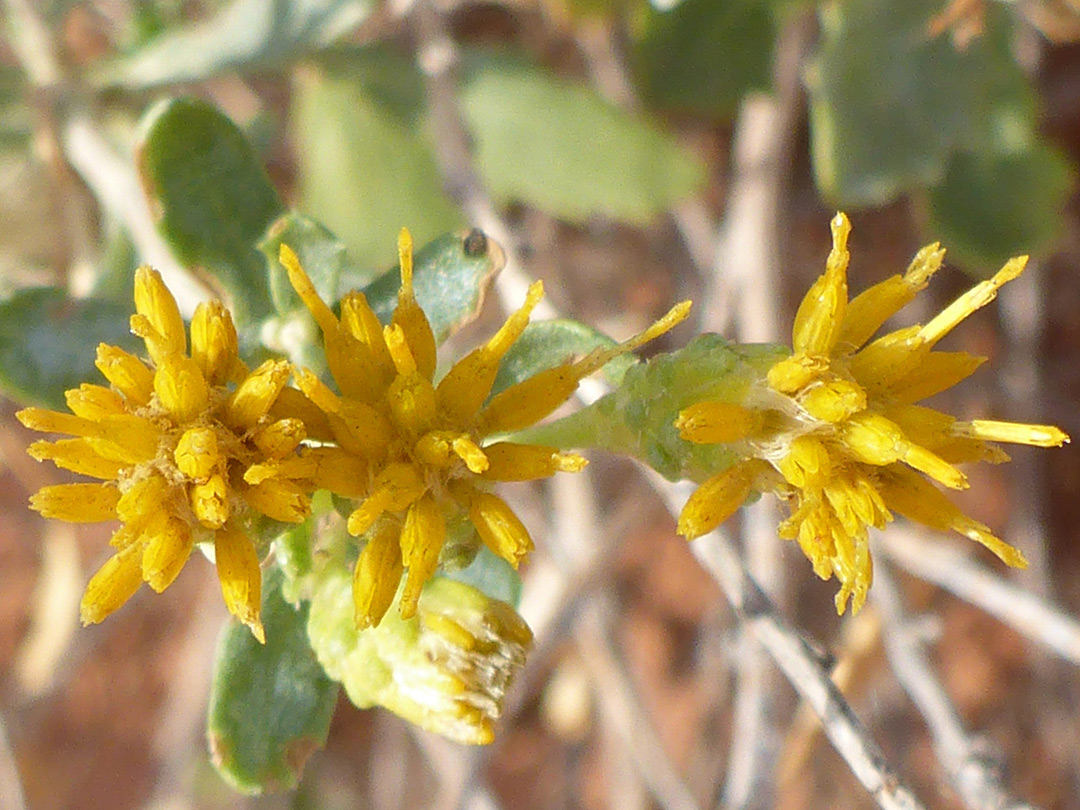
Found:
137,97 -> 285,329
0,289 -> 138,408
207,567 -> 338,794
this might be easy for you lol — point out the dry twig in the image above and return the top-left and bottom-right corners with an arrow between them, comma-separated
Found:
872,557 -> 1040,810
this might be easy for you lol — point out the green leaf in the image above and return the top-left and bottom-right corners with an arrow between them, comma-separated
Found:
807,0 -> 1033,206
0,289 -> 139,408
292,61 -> 464,270
633,0 -> 775,118
361,229 -> 505,344
491,318 -> 634,398
515,334 -> 787,481
927,144 -> 1075,274
460,52 -> 705,223
93,0 -> 372,89
207,567 -> 339,795
258,210 -> 358,314
136,97 -> 285,330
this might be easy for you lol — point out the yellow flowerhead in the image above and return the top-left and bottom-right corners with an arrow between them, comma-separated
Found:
19,268 -> 314,641
676,213 -> 1068,614
282,229 -> 689,628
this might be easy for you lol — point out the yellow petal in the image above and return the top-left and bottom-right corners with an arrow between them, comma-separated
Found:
65,384 -> 126,420
400,495 -> 447,619
340,291 -> 395,379
878,465 -> 1027,569
155,355 -> 210,424
676,461 -> 765,540
352,520 -> 403,629
885,351 -> 985,404
798,378 -> 866,424
436,280 -> 544,423
141,515 -> 194,592
840,412 -> 967,490
387,372 -> 438,438
95,344 -> 154,406
347,463 -> 425,536
952,419 -> 1069,448
330,400 -> 394,460
279,244 -> 340,336
30,482 -> 119,522
133,266 -> 186,363
776,436 -> 831,488
17,407 -> 97,438
676,401 -> 763,444
243,479 -> 310,524
468,491 -> 534,568
190,300 -> 240,386
836,241 -> 944,352
919,256 -> 1027,348
214,524 -> 265,643
91,414 -> 162,465
173,426 -> 220,480
251,417 -> 307,459
192,474 -> 230,528
223,360 -> 291,430
392,227 -> 438,382
269,387 -> 334,442
791,212 -> 849,355
477,300 -> 690,435
80,542 -> 144,625
116,473 -> 171,523
479,442 -> 587,481
308,447 -> 370,498
28,438 -> 124,480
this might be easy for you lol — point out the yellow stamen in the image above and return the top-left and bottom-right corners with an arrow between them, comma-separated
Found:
223,359 -> 291,429
154,355 -> 210,424
347,463 -> 426,536
192,474 -> 229,528
94,344 -> 154,406
792,212 -> 850,355
190,300 -> 240,386
393,228 -> 438,381
133,266 -> 186,363
173,426 -> 219,480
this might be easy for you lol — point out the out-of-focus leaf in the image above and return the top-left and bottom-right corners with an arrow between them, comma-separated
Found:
93,0 -> 372,88
633,0 -> 774,118
0,289 -> 139,408
293,62 -> 463,270
927,144 -> 1075,274
460,53 -> 705,224
361,230 -> 505,344
136,97 -> 284,329
807,0 -> 1033,206
207,567 -> 339,794
491,318 -> 634,398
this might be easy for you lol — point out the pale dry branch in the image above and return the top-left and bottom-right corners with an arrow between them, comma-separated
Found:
879,529 -> 1080,668
0,709 -> 26,810
653,477 -> 928,810
872,556 -> 1040,810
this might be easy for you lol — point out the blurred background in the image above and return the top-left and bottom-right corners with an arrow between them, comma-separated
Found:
1,1 -> 1080,808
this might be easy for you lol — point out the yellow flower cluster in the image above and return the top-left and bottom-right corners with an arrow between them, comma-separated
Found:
676,213 -> 1068,613
281,229 -> 689,629
19,268 -> 312,641
21,229 -> 688,642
